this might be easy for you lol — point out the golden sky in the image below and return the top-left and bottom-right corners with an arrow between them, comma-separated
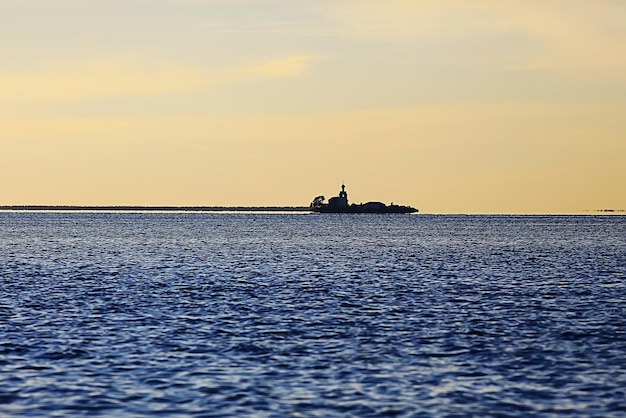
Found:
2,0 -> 625,213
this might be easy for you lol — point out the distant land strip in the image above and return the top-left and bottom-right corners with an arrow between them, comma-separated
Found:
0,206 -> 312,212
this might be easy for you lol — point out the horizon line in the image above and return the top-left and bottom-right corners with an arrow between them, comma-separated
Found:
0,205 -> 312,212
0,205 -> 624,215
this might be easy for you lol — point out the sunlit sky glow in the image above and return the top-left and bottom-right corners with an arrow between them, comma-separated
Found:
2,0 -> 625,213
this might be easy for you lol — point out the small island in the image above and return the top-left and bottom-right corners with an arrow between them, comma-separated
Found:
310,184 -> 418,214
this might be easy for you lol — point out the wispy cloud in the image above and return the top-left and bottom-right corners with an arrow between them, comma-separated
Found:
319,1 -> 626,75
0,55 -> 316,104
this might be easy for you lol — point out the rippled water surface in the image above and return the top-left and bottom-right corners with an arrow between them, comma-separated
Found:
1,213 -> 625,416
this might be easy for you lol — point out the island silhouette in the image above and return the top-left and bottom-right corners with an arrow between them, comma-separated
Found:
310,184 -> 418,214
0,184 -> 418,213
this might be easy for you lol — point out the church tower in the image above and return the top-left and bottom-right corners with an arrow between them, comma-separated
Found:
337,183 -> 348,207
327,183 -> 349,209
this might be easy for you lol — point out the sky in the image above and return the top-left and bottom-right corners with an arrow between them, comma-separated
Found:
1,0 -> 625,213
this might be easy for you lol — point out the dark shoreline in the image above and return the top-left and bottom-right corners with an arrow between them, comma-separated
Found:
1,206 -> 622,214
0,206 -> 312,212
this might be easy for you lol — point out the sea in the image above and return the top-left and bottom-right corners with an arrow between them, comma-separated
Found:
0,212 -> 625,417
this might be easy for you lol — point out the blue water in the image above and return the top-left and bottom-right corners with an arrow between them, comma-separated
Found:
1,213 -> 625,417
